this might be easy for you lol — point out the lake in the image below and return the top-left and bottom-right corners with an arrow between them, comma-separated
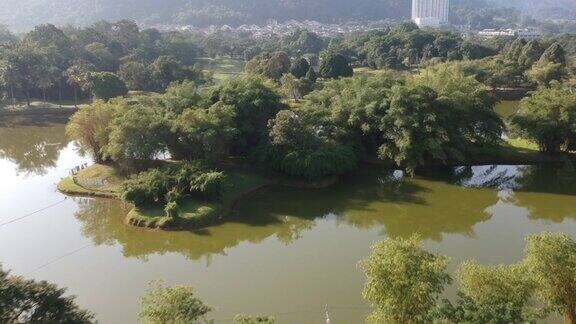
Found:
0,117 -> 575,323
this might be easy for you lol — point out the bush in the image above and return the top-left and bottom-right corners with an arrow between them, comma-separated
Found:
190,171 -> 226,199
259,143 -> 357,180
121,162 -> 227,207
164,201 -> 179,218
319,53 -> 353,79
89,72 -> 128,101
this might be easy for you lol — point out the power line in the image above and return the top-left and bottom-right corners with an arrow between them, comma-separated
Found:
25,243 -> 92,276
0,198 -> 68,228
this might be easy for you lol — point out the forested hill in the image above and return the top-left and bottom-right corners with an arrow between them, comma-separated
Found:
1,0 -> 575,32
0,0 -> 409,32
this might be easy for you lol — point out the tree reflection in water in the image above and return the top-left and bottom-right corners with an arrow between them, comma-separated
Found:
0,118 -> 69,175
70,164 -> 575,263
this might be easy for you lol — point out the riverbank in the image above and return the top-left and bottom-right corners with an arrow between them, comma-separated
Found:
57,163 -> 273,231
58,143 -> 576,232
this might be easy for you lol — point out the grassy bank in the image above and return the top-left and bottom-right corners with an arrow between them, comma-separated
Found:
57,164 -> 124,198
59,144 -> 575,231
126,168 -> 269,230
58,163 -> 269,231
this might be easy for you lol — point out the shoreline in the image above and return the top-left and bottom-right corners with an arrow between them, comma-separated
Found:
57,150 -> 575,232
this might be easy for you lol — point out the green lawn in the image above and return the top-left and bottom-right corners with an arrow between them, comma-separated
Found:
57,164 -> 124,198
195,57 -> 246,82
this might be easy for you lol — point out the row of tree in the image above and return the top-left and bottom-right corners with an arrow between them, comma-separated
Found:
361,232 -> 576,323
0,21 -> 208,105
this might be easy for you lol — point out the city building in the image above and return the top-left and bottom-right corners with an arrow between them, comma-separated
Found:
478,28 -> 542,40
412,0 -> 450,28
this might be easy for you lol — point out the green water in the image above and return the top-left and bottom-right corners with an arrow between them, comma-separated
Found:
0,118 -> 575,323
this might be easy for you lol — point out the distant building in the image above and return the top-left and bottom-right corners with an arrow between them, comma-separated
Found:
478,28 -> 542,40
412,0 -> 450,28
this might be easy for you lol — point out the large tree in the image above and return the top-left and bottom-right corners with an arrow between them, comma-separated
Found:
139,281 -> 212,324
318,52 -> 353,79
89,71 -> 128,101
66,100 -> 117,163
511,86 -> 576,152
525,232 -> 576,324
360,235 -> 451,324
439,261 -> 539,323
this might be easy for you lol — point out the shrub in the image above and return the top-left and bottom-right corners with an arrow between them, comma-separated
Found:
190,171 -> 226,199
164,201 -> 179,218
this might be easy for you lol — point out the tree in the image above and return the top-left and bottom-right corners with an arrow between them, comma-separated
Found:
439,261 -> 539,323
151,55 -> 194,90
172,103 -> 237,162
280,73 -> 310,102
511,87 -> 576,152
526,61 -> 567,87
84,42 -> 117,71
89,72 -> 128,101
0,25 -> 16,45
290,57 -> 310,79
540,42 -> 567,66
139,281 -> 212,324
318,53 -> 353,79
105,105 -> 169,165
0,264 -> 94,323
360,235 -> 451,324
119,61 -> 154,91
202,75 -> 282,154
518,40 -> 545,68
2,41 -> 50,106
305,67 -> 317,83
66,62 -> 94,107
245,52 -> 291,81
66,100 -> 116,163
524,232 -> 576,324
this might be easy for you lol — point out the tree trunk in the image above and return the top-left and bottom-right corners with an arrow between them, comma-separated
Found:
25,89 -> 30,106
565,307 -> 576,324
42,88 -> 47,104
9,83 -> 15,109
73,86 -> 78,108
58,79 -> 63,107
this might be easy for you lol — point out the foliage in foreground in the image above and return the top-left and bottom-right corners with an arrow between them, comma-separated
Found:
139,281 -> 212,324
0,264 -> 94,323
362,232 -> 576,324
360,235 -> 451,323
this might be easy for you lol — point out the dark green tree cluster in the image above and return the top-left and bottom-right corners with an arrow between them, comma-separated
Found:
302,67 -> 503,172
0,20 -> 208,105
0,264 -> 94,323
121,162 -> 225,212
329,23 -> 496,70
362,232 -> 576,324
511,86 -> 576,152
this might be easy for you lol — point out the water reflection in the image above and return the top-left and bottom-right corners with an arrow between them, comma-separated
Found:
72,164 -> 576,263
73,197 -> 314,264
0,118 -> 69,175
505,165 -> 576,222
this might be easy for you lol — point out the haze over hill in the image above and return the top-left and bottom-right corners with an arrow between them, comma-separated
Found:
0,0 -> 575,32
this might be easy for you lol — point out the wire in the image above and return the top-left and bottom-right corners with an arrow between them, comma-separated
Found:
25,244 -> 92,276
0,198 -> 68,228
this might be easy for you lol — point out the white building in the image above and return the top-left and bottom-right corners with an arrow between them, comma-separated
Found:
412,0 -> 450,28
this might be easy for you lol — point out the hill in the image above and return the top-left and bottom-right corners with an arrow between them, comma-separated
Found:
1,0 -> 575,32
